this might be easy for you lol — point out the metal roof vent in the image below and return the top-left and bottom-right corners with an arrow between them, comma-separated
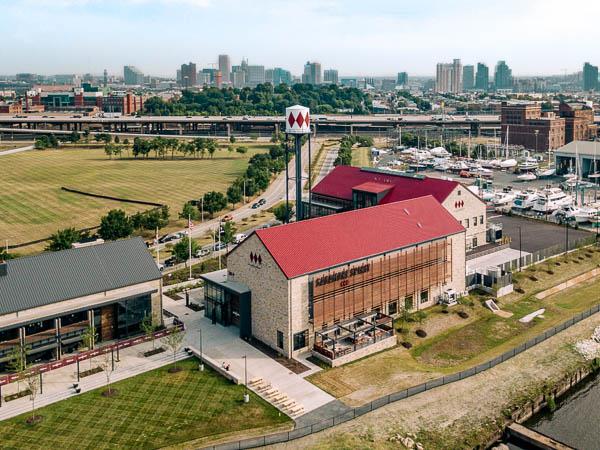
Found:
0,261 -> 7,277
417,222 -> 423,228
403,208 -> 410,215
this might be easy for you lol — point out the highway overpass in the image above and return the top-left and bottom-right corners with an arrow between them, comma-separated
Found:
0,114 -> 502,137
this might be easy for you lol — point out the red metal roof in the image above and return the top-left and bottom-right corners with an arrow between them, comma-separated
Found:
352,181 -> 393,194
254,196 -> 464,279
312,166 -> 459,204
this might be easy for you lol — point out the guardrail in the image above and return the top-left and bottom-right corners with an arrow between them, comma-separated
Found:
0,322 -> 184,388
204,304 -> 600,450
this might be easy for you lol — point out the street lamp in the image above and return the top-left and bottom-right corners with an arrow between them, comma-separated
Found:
243,355 -> 249,403
199,329 -> 204,372
518,226 -> 522,272
534,129 -> 539,153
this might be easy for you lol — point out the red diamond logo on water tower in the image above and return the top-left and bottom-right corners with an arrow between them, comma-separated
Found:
305,113 -> 310,126
288,112 -> 296,128
296,112 -> 304,128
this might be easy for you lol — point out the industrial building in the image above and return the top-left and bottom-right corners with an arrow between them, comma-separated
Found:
554,141 -> 600,178
0,238 -> 162,372
304,166 -> 486,251
202,197 -> 466,365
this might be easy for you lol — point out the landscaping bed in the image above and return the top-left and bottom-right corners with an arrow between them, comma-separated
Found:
80,367 -> 103,378
4,389 -> 31,402
143,347 -> 166,357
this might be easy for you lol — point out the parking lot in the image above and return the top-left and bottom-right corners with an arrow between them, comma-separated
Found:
489,214 -> 593,253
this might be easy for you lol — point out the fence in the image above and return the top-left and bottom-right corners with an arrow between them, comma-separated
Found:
204,303 -> 600,450
0,322 -> 184,388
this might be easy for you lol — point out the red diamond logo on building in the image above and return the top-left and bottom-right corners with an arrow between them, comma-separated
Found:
288,113 -> 296,128
296,112 -> 304,128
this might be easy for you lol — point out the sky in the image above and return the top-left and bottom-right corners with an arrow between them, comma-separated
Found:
1,0 -> 599,77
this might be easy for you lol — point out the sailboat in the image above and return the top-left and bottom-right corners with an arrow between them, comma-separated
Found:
499,125 -> 517,168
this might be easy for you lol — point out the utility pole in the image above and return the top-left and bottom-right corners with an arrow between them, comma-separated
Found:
243,355 -> 249,403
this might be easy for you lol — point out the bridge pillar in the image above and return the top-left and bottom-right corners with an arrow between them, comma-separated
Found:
274,123 -> 279,136
226,123 -> 231,137
470,122 -> 481,137
350,124 -> 354,135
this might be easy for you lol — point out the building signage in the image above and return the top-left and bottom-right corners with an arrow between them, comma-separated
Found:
314,263 -> 370,287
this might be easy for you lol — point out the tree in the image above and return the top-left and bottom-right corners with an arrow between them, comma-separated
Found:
7,345 -> 27,393
229,135 -> 236,144
272,203 -> 293,223
227,145 -> 234,155
46,228 -> 82,251
162,326 -> 185,372
236,146 -> 248,155
202,191 -> 227,218
99,209 -> 133,240
221,221 -> 237,250
206,139 -> 218,159
226,184 -> 242,208
79,325 -> 98,370
23,369 -> 41,423
97,351 -> 117,397
172,236 -> 199,263
179,202 -> 200,221
104,143 -> 116,159
114,135 -> 120,144
69,130 -> 80,143
141,314 -> 159,350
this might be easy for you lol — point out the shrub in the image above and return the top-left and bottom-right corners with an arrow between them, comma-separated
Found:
401,342 -> 413,349
415,329 -> 427,338
529,275 -> 538,281
458,311 -> 469,319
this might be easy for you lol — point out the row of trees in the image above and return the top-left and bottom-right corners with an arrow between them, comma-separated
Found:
45,207 -> 170,251
334,135 -> 374,166
143,83 -> 372,116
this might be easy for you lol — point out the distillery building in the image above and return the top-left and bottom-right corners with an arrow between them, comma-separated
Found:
305,166 -> 486,251
202,196 -> 466,366
0,238 -> 162,371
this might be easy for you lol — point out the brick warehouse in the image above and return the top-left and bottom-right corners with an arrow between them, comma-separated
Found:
201,197 -> 466,366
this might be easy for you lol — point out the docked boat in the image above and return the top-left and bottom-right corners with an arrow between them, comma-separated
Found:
499,158 -> 518,169
538,168 -> 556,178
553,205 -> 595,223
517,173 -> 537,182
518,157 -> 539,171
448,161 -> 469,172
493,190 -> 518,206
512,190 -> 539,210
532,188 -> 573,214
430,146 -> 450,157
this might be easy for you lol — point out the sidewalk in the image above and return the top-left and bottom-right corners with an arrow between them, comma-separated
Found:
0,145 -> 34,157
0,328 -> 188,421
162,295 -> 335,416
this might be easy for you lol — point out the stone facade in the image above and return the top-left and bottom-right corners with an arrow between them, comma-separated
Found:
442,184 -> 486,251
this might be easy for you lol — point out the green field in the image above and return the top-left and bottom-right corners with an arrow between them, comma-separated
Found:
351,146 -> 372,167
0,359 -> 291,450
0,145 -> 266,252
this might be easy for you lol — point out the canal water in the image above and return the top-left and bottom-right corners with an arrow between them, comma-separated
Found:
507,371 -> 600,450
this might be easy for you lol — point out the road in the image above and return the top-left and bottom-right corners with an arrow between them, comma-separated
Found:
315,144 -> 339,185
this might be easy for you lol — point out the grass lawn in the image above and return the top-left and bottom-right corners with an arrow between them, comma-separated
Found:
0,141 -> 33,151
351,146 -> 372,167
308,246 -> 600,405
0,144 -> 268,252
0,359 -> 291,450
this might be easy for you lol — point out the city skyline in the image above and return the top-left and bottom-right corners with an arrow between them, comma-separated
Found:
2,0 -> 599,77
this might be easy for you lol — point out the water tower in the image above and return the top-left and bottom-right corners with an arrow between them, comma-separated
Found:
285,105 -> 311,221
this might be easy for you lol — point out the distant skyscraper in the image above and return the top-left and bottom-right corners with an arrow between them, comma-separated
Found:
302,61 -> 322,85
583,62 -> 598,91
494,60 -> 513,90
231,68 -> 245,88
271,68 -> 292,85
475,63 -> 489,91
218,54 -> 231,84
435,63 -> 452,92
246,65 -> 265,87
323,69 -> 339,84
123,66 -> 144,85
462,65 -> 474,91
180,62 -> 197,88
396,72 -> 408,86
451,59 -> 462,93
103,69 -> 108,87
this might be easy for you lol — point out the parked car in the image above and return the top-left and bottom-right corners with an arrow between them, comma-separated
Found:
234,233 -> 247,244
221,214 -> 233,222
258,198 -> 266,206
164,256 -> 177,267
213,242 -> 227,251
195,248 -> 210,258
251,202 -> 260,209
156,262 -> 165,271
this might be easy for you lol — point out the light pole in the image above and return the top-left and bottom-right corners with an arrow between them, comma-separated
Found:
243,355 -> 249,403
199,329 -> 204,372
534,129 -> 539,154
518,226 -> 522,272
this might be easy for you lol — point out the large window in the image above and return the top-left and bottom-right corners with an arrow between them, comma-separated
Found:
116,294 -> 151,338
404,295 -> 414,311
277,330 -> 284,349
388,301 -> 398,315
293,330 -> 308,351
420,290 -> 429,304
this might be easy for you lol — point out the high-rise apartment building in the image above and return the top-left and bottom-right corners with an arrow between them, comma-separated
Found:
246,65 -> 265,87
435,59 -> 462,93
583,62 -> 598,91
494,61 -> 513,91
271,68 -> 292,85
232,69 -> 245,88
218,54 -> 231,84
475,63 -> 489,91
302,61 -> 322,85
462,65 -> 474,91
123,66 -> 144,85
396,72 -> 408,86
323,69 -> 339,84
180,62 -> 197,88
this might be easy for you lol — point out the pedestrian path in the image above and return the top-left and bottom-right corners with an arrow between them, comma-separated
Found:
163,296 -> 335,416
0,145 -> 34,156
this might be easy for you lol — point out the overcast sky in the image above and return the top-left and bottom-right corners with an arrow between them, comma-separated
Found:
2,0 -> 598,77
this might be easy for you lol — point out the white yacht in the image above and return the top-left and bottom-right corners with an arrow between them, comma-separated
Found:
532,188 -> 573,214
493,190 -> 518,206
517,173 -> 537,181
518,157 -> 539,171
538,168 -> 556,178
512,190 -> 539,210
430,146 -> 450,157
553,205 -> 595,224
499,158 -> 518,169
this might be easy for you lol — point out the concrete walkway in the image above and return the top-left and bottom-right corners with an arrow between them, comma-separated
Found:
162,295 -> 335,416
314,145 -> 339,184
0,145 -> 34,156
0,321 -> 188,421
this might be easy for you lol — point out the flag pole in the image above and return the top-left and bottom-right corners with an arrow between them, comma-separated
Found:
155,227 -> 159,265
